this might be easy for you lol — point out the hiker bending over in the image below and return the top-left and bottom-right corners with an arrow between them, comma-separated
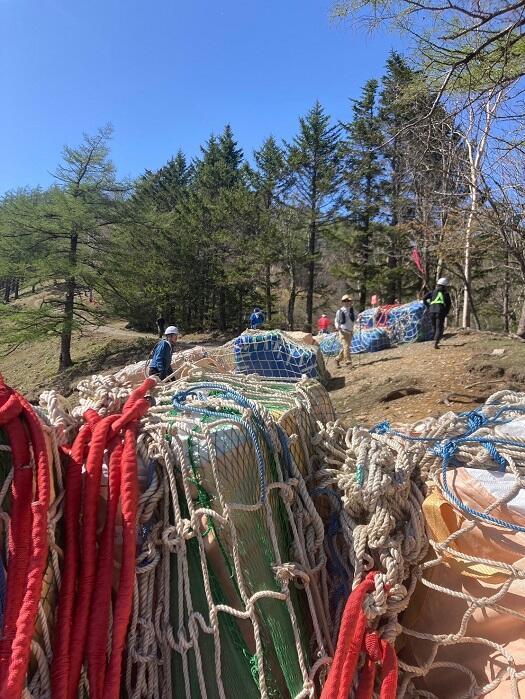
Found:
148,325 -> 179,380
250,307 -> 265,330
335,295 -> 355,367
317,314 -> 331,334
424,278 -> 451,349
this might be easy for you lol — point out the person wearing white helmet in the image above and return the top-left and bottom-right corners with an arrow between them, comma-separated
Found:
424,277 -> 451,349
148,325 -> 179,379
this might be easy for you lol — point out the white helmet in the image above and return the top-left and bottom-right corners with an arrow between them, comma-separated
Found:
437,277 -> 448,286
164,325 -> 179,336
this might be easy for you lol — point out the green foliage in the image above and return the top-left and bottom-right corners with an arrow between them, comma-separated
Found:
0,125 -> 122,370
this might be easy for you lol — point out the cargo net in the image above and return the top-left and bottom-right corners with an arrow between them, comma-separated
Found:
37,369 -> 336,699
312,389 -> 525,698
318,301 -> 432,358
207,331 -> 329,383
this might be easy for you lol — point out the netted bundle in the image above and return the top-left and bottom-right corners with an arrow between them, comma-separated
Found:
208,331 -> 328,382
318,328 -> 391,357
378,301 -> 432,345
314,389 -> 525,698
36,369 -> 336,698
123,376 -> 335,698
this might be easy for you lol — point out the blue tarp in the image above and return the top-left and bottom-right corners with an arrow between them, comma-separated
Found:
319,328 -> 391,356
384,301 -> 432,343
232,332 -> 321,380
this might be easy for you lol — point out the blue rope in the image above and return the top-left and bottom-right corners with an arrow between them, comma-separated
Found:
369,404 -> 525,533
310,487 -> 349,596
173,382 -> 287,502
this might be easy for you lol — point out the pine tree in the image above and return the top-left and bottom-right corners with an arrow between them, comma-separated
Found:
251,136 -> 289,320
134,150 -> 191,212
339,79 -> 387,309
287,102 -> 341,330
0,126 -> 123,371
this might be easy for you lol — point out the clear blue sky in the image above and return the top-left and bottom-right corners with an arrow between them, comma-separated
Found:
0,0 -> 405,194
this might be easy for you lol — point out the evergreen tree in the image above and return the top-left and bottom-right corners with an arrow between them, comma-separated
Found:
339,79 -> 387,309
134,150 -> 191,212
251,136 -> 289,320
287,102 -> 341,330
0,126 -> 123,371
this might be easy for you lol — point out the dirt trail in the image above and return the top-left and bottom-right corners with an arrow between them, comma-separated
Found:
326,330 -> 525,427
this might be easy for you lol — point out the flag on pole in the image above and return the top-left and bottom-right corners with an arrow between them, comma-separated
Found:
411,247 -> 425,277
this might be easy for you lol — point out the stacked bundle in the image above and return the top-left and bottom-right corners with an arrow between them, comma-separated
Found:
313,390 -> 525,698
210,331 -> 328,383
318,328 -> 391,357
0,369 -> 336,697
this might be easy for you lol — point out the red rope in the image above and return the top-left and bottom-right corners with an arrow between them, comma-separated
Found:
0,377 -> 51,699
50,422 -> 96,698
50,378 -> 154,698
86,439 -> 122,698
67,414 -> 118,698
321,572 -> 398,699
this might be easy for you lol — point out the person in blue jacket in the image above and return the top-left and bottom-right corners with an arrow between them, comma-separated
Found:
148,325 -> 179,380
249,307 -> 265,330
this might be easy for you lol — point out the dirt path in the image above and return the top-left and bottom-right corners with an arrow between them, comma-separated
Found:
326,330 -> 525,427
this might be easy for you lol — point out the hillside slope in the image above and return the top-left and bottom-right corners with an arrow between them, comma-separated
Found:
327,330 -> 525,426
2,322 -> 524,423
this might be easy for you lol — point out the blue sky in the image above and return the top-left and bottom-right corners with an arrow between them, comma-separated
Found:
0,0 -> 405,193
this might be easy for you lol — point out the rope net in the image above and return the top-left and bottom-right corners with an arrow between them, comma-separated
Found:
32,370 -> 335,699
312,389 -> 525,698
207,331 -> 329,382
319,301 -> 432,358
0,347 -> 524,699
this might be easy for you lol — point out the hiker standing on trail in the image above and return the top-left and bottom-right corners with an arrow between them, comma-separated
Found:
317,314 -> 331,334
148,325 -> 179,380
250,307 -> 265,330
334,294 -> 355,367
424,278 -> 451,350
156,314 -> 165,338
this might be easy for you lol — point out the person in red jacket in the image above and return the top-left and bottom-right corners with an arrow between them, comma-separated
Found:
317,314 -> 331,334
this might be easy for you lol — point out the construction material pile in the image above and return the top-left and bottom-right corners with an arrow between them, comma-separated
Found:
313,389 -> 525,698
0,368 -> 336,698
209,331 -> 329,382
319,300 -> 431,358
1,348 -> 524,698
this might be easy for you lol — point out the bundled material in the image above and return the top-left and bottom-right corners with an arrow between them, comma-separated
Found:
319,328 -> 391,357
314,389 -> 525,698
209,331 -> 328,382
35,369 -> 335,698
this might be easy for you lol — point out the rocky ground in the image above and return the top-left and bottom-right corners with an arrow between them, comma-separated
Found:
326,329 -> 525,426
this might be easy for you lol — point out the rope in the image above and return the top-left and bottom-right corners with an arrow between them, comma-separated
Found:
320,572 -> 397,699
0,375 -> 51,699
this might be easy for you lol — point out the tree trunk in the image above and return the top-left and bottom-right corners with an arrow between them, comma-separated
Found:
238,288 -> 244,333
59,232 -> 78,372
517,297 -> 525,338
218,288 -> 226,332
461,205 -> 475,328
305,218 -> 316,332
4,278 -> 11,303
265,263 -> 272,320
59,278 -> 75,371
31,283 -> 36,294
503,251 -> 510,334
13,278 -> 19,300
287,267 -> 297,331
